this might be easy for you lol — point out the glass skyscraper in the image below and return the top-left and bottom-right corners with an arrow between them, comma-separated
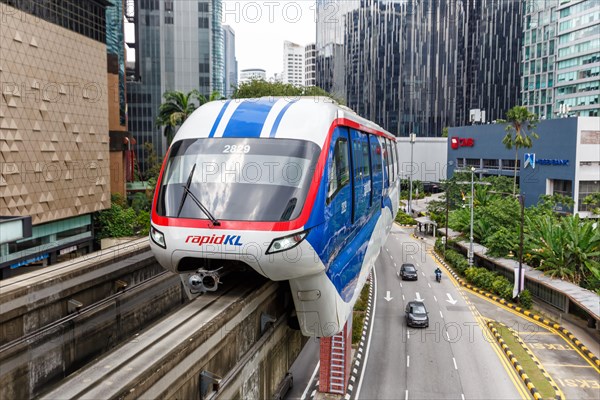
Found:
524,0 -> 599,118
316,0 -> 523,137
126,0 -> 223,174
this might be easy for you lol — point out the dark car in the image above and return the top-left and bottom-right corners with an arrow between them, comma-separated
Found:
405,301 -> 429,328
399,263 -> 418,280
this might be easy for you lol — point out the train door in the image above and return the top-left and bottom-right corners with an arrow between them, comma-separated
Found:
351,129 -> 371,224
369,135 -> 383,210
323,127 -> 353,264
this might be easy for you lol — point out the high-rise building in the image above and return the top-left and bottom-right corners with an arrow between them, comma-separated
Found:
524,0 -> 599,118
126,0 -> 223,174
305,43 -> 317,87
0,0 -> 111,276
316,0 -> 523,137
222,25 -> 238,97
211,0 -> 224,96
283,41 -> 305,87
239,68 -> 267,84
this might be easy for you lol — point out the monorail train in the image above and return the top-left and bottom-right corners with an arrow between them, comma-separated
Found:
149,97 -> 400,337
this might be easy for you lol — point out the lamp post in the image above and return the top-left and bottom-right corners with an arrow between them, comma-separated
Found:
468,167 -> 475,266
456,168 -> 490,267
490,191 -> 525,298
408,133 -> 416,215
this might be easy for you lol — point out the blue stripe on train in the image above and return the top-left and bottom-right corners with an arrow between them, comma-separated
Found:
221,98 -> 275,138
208,100 -> 231,138
269,100 -> 297,137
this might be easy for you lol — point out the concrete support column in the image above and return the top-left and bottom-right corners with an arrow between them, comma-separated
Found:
318,318 -> 352,395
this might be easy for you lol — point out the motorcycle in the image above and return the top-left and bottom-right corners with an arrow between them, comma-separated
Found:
435,271 -> 442,282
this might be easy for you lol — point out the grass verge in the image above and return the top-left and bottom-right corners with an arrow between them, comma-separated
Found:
495,324 -> 556,399
352,280 -> 371,346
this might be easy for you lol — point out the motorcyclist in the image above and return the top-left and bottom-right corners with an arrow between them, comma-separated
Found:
435,267 -> 442,281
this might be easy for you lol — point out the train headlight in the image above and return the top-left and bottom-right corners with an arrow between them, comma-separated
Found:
266,230 -> 309,255
150,225 -> 166,249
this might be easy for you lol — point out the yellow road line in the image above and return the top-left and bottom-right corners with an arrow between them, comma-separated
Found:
466,289 -> 600,374
543,363 -> 595,368
431,256 -> 530,399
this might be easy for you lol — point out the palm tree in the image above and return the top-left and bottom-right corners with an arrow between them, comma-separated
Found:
156,89 -> 209,145
499,106 -> 539,195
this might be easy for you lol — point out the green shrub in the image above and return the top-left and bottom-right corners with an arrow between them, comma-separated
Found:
519,289 -> 533,309
395,210 -> 416,225
352,312 -> 365,344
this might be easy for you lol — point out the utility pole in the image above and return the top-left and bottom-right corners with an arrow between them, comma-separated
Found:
408,133 -> 416,215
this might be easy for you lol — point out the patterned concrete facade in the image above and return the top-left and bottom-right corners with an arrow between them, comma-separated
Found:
0,4 -> 110,225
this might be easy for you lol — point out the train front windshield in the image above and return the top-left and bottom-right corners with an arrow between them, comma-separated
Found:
156,138 -> 321,222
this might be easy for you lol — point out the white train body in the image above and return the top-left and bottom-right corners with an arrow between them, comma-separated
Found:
150,97 -> 400,337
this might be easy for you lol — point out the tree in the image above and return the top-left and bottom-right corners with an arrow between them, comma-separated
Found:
156,89 -> 207,145
232,79 -> 343,103
499,106 -> 539,195
583,193 -> 600,215
442,127 -> 449,137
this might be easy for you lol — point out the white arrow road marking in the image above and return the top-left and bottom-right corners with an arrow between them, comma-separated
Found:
415,292 -> 423,301
384,291 -> 393,301
446,293 -> 458,305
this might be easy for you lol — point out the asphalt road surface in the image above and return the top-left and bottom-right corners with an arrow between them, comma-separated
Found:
357,225 -> 525,400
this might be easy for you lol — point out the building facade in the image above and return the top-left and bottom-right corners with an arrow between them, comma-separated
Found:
305,43 -> 316,87
239,68 -> 267,84
447,117 -> 600,216
126,0 -> 222,174
283,41 -> 305,87
316,0 -> 523,137
222,25 -> 238,97
522,0 -> 599,119
0,0 -> 111,277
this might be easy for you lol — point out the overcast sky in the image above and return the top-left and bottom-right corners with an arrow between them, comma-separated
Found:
222,0 -> 317,78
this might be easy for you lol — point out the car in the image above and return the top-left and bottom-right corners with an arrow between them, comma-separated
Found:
399,263 -> 418,280
405,301 -> 429,328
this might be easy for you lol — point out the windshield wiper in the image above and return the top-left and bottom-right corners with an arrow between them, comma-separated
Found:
176,164 -> 221,226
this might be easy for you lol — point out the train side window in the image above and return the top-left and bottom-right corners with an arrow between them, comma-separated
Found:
387,140 -> 396,182
327,138 -> 350,202
383,139 -> 390,186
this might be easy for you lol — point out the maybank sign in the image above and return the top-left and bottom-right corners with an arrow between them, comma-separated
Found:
524,153 -> 569,168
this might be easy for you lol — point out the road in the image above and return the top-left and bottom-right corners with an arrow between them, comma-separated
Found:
357,225 -> 525,400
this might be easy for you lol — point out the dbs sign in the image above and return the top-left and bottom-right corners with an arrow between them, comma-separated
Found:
451,137 -> 475,149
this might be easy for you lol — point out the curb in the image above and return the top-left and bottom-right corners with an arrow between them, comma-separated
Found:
346,270 -> 375,400
486,320 -> 545,400
432,249 -> 600,369
504,323 -> 563,400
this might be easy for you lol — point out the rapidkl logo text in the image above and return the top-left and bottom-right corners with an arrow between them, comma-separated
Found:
186,234 -> 243,246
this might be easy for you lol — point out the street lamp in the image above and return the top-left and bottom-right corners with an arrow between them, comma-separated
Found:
490,191 -> 525,298
456,167 -> 490,267
408,133 -> 416,215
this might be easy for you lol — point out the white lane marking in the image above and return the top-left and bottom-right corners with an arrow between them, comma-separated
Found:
446,331 -> 451,341
310,390 -> 316,398
415,292 -> 423,301
384,291 -> 393,301
355,268 -> 378,399
434,295 -> 438,302
402,294 -> 405,301
405,390 -> 409,400
453,357 -> 458,370
300,362 -> 320,400
390,255 -> 393,260
446,293 -> 458,305
407,355 -> 410,367
461,394 -> 465,400
394,263 -> 397,267
421,271 -> 425,277
428,283 -> 431,288
407,330 -> 410,339
440,311 -> 444,319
